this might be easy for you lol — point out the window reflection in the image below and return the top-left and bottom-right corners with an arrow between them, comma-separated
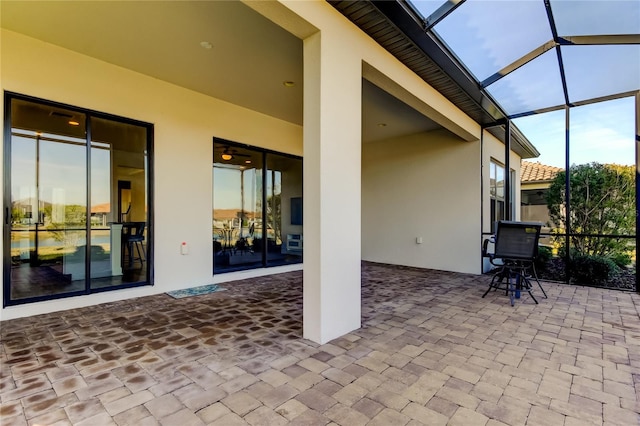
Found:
213,141 -> 302,274
9,100 -> 88,300
91,117 -> 149,288
266,154 -> 303,266
489,159 -> 514,234
7,97 -> 151,303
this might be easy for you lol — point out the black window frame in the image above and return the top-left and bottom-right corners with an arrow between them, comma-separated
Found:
3,92 -> 155,307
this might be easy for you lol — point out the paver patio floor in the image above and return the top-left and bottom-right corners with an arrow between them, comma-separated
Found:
1,262 -> 639,425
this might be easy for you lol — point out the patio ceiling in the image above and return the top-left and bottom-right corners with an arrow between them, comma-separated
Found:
0,0 -> 440,144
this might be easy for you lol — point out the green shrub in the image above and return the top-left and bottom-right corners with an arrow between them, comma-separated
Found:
570,254 -> 621,285
535,245 -> 553,269
537,245 -> 553,261
610,252 -> 632,268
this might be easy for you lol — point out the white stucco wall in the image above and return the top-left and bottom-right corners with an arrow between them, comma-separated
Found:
0,29 -> 302,320
362,129 -> 481,274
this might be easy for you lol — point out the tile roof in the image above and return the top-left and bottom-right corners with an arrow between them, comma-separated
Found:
521,161 -> 563,183
91,202 -> 110,213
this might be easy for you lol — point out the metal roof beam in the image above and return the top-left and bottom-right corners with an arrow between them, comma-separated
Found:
544,0 -> 571,107
558,34 -> 640,45
480,35 -> 640,89
424,0 -> 465,31
507,90 -> 639,120
481,40 -> 557,88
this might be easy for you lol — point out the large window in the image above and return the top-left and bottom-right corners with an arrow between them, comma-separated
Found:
489,159 -> 515,233
4,94 -> 153,305
213,140 -> 302,274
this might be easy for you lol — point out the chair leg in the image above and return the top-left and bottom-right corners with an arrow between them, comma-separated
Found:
521,275 -> 538,304
127,242 -> 135,266
133,241 -> 145,268
137,241 -> 146,262
483,267 -> 505,298
508,273 -> 516,306
531,263 -> 547,298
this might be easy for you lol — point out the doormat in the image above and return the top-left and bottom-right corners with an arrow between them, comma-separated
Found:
166,284 -> 227,299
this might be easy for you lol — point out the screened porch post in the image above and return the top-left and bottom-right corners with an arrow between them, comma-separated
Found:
302,30 -> 362,344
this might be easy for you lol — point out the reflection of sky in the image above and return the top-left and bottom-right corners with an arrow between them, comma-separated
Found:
213,167 -> 241,210
513,97 -> 635,168
91,147 -> 111,205
39,141 -> 86,205
12,136 -> 112,206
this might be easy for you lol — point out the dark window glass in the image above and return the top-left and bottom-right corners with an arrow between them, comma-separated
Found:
213,141 -> 302,274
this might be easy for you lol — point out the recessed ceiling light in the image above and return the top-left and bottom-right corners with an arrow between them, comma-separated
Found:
283,81 -> 295,87
377,123 -> 387,127
200,41 -> 213,49
68,120 -> 80,126
245,160 -> 252,164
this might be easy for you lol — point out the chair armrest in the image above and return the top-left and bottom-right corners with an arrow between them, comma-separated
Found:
482,236 -> 495,259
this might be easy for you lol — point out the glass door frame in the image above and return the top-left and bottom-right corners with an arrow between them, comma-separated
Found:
3,92 -> 155,306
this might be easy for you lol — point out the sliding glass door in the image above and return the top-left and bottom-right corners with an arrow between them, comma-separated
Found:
8,99 -> 89,300
266,153 -> 303,266
4,94 -> 153,305
213,140 -> 302,274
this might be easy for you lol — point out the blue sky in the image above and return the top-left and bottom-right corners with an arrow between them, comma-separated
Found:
513,96 -> 636,168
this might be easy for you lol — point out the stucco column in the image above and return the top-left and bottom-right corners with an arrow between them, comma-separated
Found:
303,30 -> 362,344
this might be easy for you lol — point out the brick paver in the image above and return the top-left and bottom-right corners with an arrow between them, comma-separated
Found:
2,262 -> 639,425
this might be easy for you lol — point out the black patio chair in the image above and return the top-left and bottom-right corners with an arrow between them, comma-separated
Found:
122,222 -> 146,268
482,220 -> 546,305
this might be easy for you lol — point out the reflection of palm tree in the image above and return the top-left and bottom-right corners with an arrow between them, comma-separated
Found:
267,193 -> 281,243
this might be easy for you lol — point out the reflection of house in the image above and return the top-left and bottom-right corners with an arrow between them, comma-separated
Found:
91,203 -> 110,227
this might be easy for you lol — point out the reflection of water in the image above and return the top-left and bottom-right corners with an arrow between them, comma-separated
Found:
11,234 -> 110,249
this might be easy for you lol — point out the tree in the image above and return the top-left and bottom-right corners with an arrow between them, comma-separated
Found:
266,193 -> 281,243
546,162 -> 635,259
